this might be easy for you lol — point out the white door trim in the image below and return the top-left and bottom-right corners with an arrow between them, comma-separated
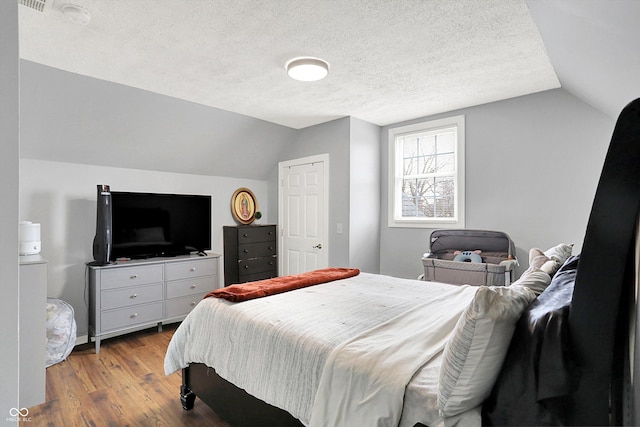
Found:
278,153 -> 330,275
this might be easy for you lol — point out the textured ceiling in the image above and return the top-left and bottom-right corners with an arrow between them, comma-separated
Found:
18,0 -> 560,129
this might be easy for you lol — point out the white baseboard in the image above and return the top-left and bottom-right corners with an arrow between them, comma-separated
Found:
73,321 -> 181,350
75,334 -> 89,346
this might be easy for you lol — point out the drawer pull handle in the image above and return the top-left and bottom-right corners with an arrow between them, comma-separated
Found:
130,313 -> 138,318
190,302 -> 197,306
130,294 -> 138,299
269,231 -> 273,235
244,265 -> 249,269
242,233 -> 248,237
130,274 -> 138,279
190,267 -> 196,272
268,246 -> 274,250
243,249 -> 249,253
190,285 -> 197,289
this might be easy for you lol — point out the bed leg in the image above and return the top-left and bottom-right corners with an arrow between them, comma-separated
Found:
180,366 -> 196,410
180,384 -> 195,410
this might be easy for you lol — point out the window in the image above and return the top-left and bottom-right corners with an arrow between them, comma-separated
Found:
388,115 -> 465,228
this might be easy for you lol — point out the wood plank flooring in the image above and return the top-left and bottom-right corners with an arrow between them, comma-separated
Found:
24,323 -> 230,427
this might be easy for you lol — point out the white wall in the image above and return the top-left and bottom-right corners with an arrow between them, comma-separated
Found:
0,1 -> 20,422
19,159 -> 269,338
380,89 -> 615,279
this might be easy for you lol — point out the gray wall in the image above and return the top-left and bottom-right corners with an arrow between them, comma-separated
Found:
19,61 -> 298,181
268,117 -> 382,271
270,118 -> 352,267
0,0 -> 20,421
380,89 -> 615,279
349,117 -> 381,273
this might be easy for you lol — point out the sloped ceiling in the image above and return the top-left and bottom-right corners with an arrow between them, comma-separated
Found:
18,0 -> 561,129
527,0 -> 640,119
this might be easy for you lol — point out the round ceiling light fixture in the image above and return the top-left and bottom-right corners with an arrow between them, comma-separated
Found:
286,57 -> 329,82
61,3 -> 91,25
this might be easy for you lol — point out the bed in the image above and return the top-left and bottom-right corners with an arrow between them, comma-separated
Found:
165,97 -> 640,426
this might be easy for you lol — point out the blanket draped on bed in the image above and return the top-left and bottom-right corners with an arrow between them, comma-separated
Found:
205,267 -> 360,302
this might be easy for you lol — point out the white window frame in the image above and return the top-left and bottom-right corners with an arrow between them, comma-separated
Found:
388,115 -> 465,228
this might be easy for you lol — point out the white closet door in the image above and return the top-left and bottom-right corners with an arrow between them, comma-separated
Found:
279,155 -> 328,275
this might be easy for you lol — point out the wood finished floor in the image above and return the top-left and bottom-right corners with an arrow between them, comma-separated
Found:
24,323 -> 230,427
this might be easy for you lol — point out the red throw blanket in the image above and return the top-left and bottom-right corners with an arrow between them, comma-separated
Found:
205,267 -> 360,302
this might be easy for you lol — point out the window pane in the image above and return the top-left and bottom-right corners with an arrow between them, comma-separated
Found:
417,153 -> 435,175
436,131 -> 455,153
400,176 -> 455,219
402,177 -> 455,218
434,177 -> 455,218
418,135 -> 436,156
403,156 -> 416,176
402,136 -> 414,157
401,177 -> 433,217
434,152 -> 455,174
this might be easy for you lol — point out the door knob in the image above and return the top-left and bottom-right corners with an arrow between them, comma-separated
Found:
313,243 -> 322,249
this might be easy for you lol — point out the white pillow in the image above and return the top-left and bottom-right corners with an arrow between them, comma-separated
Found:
511,268 -> 552,295
527,247 -> 559,275
438,284 -> 537,417
544,243 -> 573,266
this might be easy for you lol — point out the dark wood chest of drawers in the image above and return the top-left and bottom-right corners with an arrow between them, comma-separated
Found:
223,225 -> 277,285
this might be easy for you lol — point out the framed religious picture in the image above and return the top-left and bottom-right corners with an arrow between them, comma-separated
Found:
231,187 -> 258,224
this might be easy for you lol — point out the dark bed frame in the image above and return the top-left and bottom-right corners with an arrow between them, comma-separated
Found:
180,363 -> 304,426
178,98 -> 640,426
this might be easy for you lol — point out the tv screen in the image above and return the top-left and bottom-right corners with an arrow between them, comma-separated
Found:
110,191 -> 211,261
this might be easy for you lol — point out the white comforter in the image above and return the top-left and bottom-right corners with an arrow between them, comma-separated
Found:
164,272 -> 477,426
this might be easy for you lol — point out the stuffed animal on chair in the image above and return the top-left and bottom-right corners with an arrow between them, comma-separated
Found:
453,250 -> 482,263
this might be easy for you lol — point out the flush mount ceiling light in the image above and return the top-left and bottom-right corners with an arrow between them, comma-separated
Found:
60,3 -> 91,25
286,57 -> 329,82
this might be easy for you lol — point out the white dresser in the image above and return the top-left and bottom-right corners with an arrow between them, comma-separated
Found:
19,254 -> 48,408
88,253 -> 220,353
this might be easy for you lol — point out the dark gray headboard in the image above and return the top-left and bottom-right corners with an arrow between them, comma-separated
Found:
569,97 -> 640,425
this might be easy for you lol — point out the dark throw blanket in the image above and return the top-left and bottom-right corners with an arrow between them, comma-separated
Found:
482,256 -> 579,425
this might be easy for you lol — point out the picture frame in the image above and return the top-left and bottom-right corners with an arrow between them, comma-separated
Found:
231,187 -> 258,225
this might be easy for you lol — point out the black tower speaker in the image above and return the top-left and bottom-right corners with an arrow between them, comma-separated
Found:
92,184 -> 112,265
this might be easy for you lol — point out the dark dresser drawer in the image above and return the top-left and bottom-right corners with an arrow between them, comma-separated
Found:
238,241 -> 276,258
238,256 -> 277,275
237,226 -> 277,243
239,270 -> 278,283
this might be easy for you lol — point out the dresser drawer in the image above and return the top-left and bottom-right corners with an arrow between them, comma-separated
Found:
166,276 -> 215,299
100,302 -> 164,332
165,293 -> 207,319
237,226 -> 276,243
165,258 -> 217,281
238,241 -> 276,259
101,283 -> 164,310
238,256 -> 277,275
100,265 -> 164,290
238,270 -> 278,283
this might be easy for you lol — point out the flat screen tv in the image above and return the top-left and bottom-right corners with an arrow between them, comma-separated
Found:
109,191 -> 211,261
